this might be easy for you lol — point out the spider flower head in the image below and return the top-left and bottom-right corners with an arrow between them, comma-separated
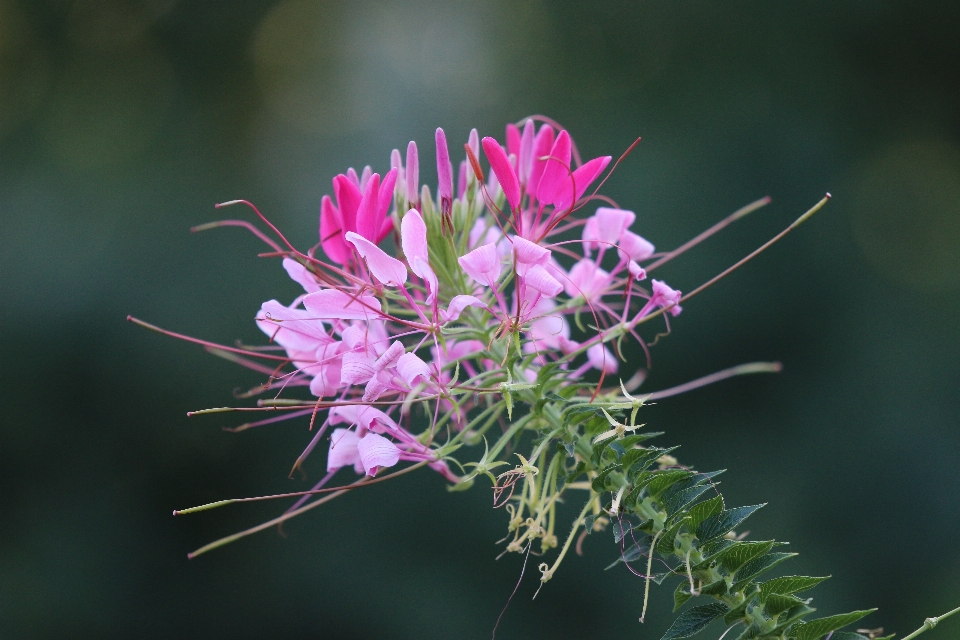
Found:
155,118 -> 830,604
254,120 -> 678,484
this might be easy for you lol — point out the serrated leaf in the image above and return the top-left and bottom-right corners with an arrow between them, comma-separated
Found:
605,541 -> 645,569
731,552 -> 796,591
759,576 -> 829,603
791,610 -> 876,640
765,593 -> 806,617
723,594 -> 756,625
612,519 -> 636,543
622,446 -> 672,476
698,578 -> 729,597
674,582 -> 694,611
591,462 -> 622,491
648,469 -> 696,498
770,603 -> 816,634
687,496 -> 725,531
665,484 -> 714,517
697,504 -> 765,542
719,541 -> 775,573
608,439 -> 627,459
660,602 -> 729,640
827,634 -> 873,640
656,518 -> 687,556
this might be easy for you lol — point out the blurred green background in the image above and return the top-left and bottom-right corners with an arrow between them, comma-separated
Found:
2,1 -> 959,638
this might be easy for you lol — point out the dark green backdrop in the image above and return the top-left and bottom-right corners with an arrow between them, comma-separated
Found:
2,1 -> 959,638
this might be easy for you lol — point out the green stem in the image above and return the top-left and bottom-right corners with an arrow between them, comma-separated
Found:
901,605 -> 960,640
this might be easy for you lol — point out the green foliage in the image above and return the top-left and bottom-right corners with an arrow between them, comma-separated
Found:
564,404 -> 879,640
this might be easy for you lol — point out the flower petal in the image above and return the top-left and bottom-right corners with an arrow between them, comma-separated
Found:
319,195 -> 350,265
482,137 -> 520,211
619,230 -> 655,262
405,141 -> 419,204
327,428 -> 361,473
345,231 -> 408,286
459,243 -> 502,287
587,343 -> 619,374
282,258 -> 322,293
302,289 -> 382,320
357,433 -> 401,476
523,264 -> 563,298
436,128 -> 453,203
333,174 -> 362,236
535,130 -> 571,206
442,294 -> 485,322
397,352 -> 431,386
340,351 -> 377,385
400,209 -> 429,266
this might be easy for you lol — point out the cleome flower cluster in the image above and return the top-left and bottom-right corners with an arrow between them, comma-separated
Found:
137,118 -> 878,640
256,119 -> 682,488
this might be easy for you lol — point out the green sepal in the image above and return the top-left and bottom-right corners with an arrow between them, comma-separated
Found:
730,552 -> 796,592
758,576 -> 829,603
696,504 -> 765,542
788,609 -> 876,640
660,602 -> 729,640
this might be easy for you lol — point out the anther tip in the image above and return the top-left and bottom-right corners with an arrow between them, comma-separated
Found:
187,552 -> 195,560
824,192 -> 832,199
125,315 -> 133,322
172,510 -> 179,516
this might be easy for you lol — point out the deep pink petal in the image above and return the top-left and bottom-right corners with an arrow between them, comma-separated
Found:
320,195 -> 350,264
435,128 -> 452,203
528,124 -> 555,201
357,433 -> 401,476
345,231 -> 408,286
552,156 -> 612,211
354,173 -> 381,241
535,130 -> 571,206
333,174 -> 362,235
506,123 -> 521,158
376,168 -> 398,239
302,289 -> 382,320
482,137 -> 520,211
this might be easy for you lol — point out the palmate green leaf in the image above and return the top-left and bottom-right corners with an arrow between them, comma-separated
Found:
731,552 -> 797,591
759,576 -> 830,603
660,602 -> 729,640
789,609 -> 876,640
696,504 -> 765,542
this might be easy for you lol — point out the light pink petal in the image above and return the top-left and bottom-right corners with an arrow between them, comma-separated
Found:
333,174 -> 362,235
357,433 -> 401,476
256,300 -> 331,353
327,428 -> 362,472
397,352 -> 431,386
458,243 -> 502,287
362,370 -> 392,402
482,137 -> 520,211
319,195 -> 350,265
467,128 -> 480,159
375,340 -> 406,370
345,231 -> 408,286
443,294 -> 485,322
587,343 -> 619,374
405,141 -> 419,204
527,301 -> 570,349
629,260 -> 647,280
535,130 -> 572,206
523,264 -> 563,298
512,235 -> 551,273
619,230 -> 655,261
528,124 -> 555,201
594,207 -> 636,244
302,289 -> 382,320
359,166 -> 372,190
330,405 -> 398,432
435,128 -> 452,203
282,258 -> 322,293
652,279 -> 683,316
400,209 -> 429,266
340,351 -> 377,385
565,259 -> 610,301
